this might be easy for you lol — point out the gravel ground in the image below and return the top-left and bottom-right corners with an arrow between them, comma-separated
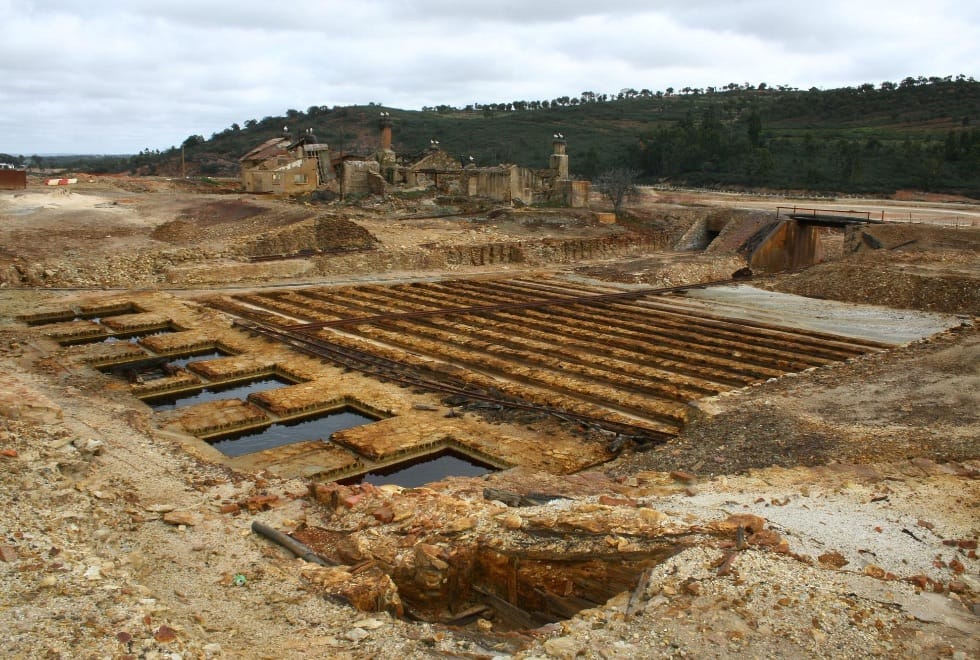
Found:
0,182 -> 977,658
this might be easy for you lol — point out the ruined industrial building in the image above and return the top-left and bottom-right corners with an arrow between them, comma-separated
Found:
0,158 -> 978,658
240,116 -> 589,207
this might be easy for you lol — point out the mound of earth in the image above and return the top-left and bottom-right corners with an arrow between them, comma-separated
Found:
759,225 -> 980,315
849,224 -> 980,254
152,201 -> 312,245
241,215 -> 380,258
767,253 -> 979,314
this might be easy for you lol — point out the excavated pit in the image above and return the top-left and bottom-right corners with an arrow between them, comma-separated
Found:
208,406 -> 382,457
338,448 -> 496,488
35,315 -> 179,347
142,375 -> 296,412
23,276 -> 959,491
292,473 -> 744,632
17,301 -> 142,325
98,348 -> 234,380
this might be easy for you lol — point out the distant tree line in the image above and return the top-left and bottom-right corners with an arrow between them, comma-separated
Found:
625,76 -> 980,193
32,75 -> 980,196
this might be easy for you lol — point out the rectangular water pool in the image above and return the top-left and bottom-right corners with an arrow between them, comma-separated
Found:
339,449 -> 495,488
208,407 -> 380,457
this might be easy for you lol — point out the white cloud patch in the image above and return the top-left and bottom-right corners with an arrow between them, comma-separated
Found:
0,0 -> 977,153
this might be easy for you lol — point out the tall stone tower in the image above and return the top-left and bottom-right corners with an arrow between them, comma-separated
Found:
550,135 -> 569,180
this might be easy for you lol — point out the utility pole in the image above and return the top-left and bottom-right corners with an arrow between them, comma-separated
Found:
181,145 -> 186,179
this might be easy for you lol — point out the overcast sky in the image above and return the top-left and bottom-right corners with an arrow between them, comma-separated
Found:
2,0 -> 977,155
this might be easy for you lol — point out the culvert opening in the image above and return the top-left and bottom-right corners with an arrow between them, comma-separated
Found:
337,448 -> 496,488
141,375 -> 296,411
207,406 -> 380,457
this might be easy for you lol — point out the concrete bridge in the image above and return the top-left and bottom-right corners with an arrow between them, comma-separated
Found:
747,207 -> 882,272
778,205 -> 884,227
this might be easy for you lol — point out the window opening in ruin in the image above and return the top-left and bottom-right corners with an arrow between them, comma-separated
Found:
208,406 -> 380,457
142,375 -> 295,412
338,448 -> 495,488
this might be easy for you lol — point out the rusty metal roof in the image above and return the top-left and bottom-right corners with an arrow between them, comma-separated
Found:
240,137 -> 290,163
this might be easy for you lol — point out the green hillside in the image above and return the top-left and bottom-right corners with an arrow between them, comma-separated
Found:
65,75 -> 980,196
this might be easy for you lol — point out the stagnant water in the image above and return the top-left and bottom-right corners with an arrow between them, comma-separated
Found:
339,449 -> 495,488
143,376 -> 293,411
61,328 -> 172,346
208,408 -> 379,457
164,350 -> 230,368
100,349 -> 232,381
102,329 -> 172,344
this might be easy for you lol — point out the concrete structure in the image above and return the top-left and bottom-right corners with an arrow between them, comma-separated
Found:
393,133 -> 587,207
748,220 -> 824,272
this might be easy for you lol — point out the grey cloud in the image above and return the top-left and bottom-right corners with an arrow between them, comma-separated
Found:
1,0 -> 978,153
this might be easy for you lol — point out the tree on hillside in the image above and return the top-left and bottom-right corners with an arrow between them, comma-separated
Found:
594,168 -> 639,215
747,110 -> 763,147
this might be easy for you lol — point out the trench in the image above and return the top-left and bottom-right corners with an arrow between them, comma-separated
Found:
99,348 -> 234,382
291,523 -> 685,632
18,302 -> 141,326
142,375 -> 295,412
337,448 -> 495,488
207,406 -> 380,457
57,325 -> 175,346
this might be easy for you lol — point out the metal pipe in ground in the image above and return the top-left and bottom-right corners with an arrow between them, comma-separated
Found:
251,521 -> 333,566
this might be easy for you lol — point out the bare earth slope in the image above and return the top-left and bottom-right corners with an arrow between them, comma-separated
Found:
0,178 -> 976,658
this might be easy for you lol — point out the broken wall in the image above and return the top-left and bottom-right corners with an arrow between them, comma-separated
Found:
242,158 -> 319,195
342,160 -> 381,196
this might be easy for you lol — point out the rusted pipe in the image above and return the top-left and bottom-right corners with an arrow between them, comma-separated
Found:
251,521 -> 333,566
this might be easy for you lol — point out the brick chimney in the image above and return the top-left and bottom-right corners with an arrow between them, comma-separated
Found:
550,134 -> 569,179
379,113 -> 393,151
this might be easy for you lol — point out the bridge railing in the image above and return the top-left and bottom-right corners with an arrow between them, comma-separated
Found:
776,206 -> 872,221
777,206 -> 977,227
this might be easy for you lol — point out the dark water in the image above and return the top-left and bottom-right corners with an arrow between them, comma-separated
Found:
25,309 -> 134,326
76,306 -> 137,321
99,349 -> 231,380
104,329 -> 172,344
209,408 -> 379,457
339,449 -> 494,488
143,376 -> 293,411
62,328 -> 172,346
165,350 -> 230,368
